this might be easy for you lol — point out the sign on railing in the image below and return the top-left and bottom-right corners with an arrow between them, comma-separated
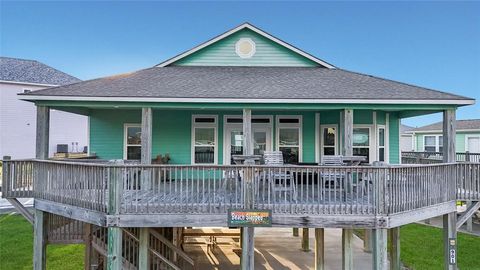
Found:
227,209 -> 272,227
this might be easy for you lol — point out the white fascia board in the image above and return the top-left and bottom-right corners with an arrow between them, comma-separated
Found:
19,95 -> 475,106
157,23 -> 335,69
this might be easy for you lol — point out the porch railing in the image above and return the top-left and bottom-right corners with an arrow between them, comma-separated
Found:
402,151 -> 480,164
2,160 -> 478,217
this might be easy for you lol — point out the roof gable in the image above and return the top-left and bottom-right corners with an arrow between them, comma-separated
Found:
158,23 -> 334,68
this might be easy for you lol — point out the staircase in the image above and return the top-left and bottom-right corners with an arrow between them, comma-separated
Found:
90,226 -> 196,270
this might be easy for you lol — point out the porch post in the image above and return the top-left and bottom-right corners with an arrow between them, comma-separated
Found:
33,105 -> 49,270
141,107 -> 152,164
241,108 -> 255,270
342,109 -> 354,270
314,228 -> 325,270
442,109 -> 457,270
372,229 -> 388,270
33,209 -> 47,270
388,227 -> 401,270
139,107 -> 152,270
36,105 -> 50,159
107,167 -> 123,270
302,228 -> 310,252
342,228 -> 353,270
84,223 -> 93,270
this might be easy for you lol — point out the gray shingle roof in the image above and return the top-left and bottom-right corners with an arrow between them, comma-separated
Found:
22,66 -> 472,102
0,57 -> 80,85
400,124 -> 415,133
412,119 -> 480,132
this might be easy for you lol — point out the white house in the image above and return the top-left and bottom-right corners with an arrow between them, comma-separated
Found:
0,57 -> 87,159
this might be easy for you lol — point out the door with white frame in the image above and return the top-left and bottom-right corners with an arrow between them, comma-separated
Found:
466,135 -> 480,153
223,116 -> 273,164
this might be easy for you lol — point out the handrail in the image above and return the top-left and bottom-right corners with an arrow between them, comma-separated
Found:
149,229 -> 195,267
2,160 -> 478,217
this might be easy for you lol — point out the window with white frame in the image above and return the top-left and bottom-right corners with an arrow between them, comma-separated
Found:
353,127 -> 371,163
377,126 -> 386,162
124,124 -> 141,160
424,135 -> 443,152
321,126 -> 337,156
192,115 -> 217,164
277,116 -> 302,164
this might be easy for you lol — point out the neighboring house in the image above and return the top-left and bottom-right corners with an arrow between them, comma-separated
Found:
400,124 -> 415,152
404,119 -> 480,153
0,57 -> 87,159
4,23 -> 478,270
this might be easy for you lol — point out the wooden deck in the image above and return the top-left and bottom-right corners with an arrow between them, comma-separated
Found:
2,160 -> 479,228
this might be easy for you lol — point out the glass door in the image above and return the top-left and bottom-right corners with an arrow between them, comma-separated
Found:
225,126 -> 271,164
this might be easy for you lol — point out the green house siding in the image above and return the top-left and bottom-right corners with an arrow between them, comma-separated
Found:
389,113 -> 400,164
173,29 -> 319,67
414,132 -> 480,152
89,109 -> 402,165
89,109 -> 141,159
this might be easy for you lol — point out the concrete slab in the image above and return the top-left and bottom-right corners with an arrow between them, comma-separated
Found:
184,228 -> 374,270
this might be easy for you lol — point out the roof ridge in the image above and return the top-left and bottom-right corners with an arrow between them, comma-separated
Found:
0,56 -> 39,62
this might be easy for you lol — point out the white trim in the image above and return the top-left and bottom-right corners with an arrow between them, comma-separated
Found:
87,117 -> 91,155
123,123 -> 141,160
276,115 -> 303,163
191,114 -> 218,165
320,124 -> 339,157
222,115 -> 273,165
406,129 -> 480,134
377,125 -> 387,163
386,113 -> 390,163
0,80 -> 58,87
19,95 -> 476,105
315,113 -> 320,163
235,38 -> 256,58
465,135 -> 480,152
423,134 -> 443,152
353,124 -> 375,164
372,111 -> 377,161
156,23 -> 335,68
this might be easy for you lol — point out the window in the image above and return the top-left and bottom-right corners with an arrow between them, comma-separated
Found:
378,126 -> 386,162
424,135 -> 443,152
23,89 -> 32,93
353,127 -> 371,163
277,116 -> 302,164
192,115 -> 217,164
124,124 -> 141,160
321,126 -> 337,156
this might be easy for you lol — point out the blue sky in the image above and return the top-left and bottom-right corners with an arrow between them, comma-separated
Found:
1,1 -> 479,126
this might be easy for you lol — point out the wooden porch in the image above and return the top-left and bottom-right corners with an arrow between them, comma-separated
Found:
3,159 -> 479,228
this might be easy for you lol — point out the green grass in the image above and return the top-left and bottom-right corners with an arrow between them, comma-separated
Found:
401,223 -> 480,270
0,214 -> 84,270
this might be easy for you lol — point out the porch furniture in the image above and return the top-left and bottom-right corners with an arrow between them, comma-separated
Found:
263,151 -> 297,202
182,228 -> 240,252
320,155 -> 346,191
342,156 -> 367,166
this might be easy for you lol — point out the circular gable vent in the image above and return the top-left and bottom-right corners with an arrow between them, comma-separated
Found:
235,38 -> 256,58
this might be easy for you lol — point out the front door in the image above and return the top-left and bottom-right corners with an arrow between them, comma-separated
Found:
467,136 -> 480,153
224,126 -> 272,164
